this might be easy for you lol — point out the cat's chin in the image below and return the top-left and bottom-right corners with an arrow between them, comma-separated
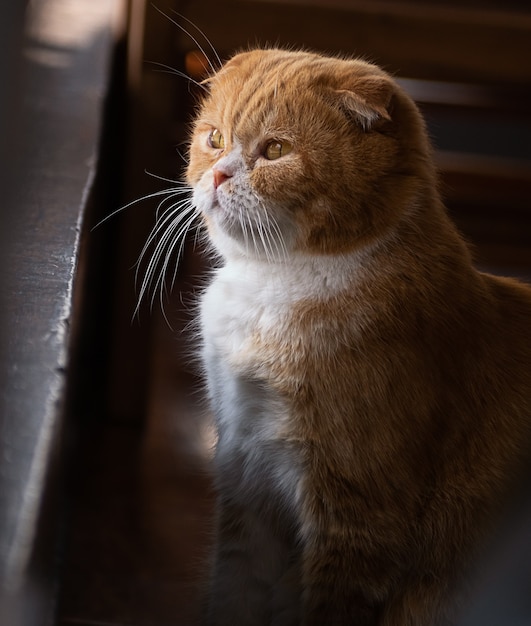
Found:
200,200 -> 293,263
208,227 -> 286,263
205,216 -> 294,263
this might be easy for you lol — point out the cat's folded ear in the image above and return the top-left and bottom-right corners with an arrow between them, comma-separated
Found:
335,76 -> 394,131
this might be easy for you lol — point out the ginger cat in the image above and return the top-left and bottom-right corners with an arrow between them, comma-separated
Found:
184,49 -> 531,625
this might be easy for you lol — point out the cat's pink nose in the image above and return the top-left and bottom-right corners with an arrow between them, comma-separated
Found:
213,167 -> 231,189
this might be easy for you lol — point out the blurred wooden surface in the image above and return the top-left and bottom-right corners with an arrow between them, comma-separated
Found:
0,2 -> 120,626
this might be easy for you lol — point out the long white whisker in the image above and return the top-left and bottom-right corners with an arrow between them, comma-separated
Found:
250,191 -> 289,263
91,187 -> 184,230
138,203 -> 195,276
238,206 -> 251,257
248,213 -> 260,258
264,219 -> 279,263
261,211 -> 281,263
155,207 -> 197,296
134,199 -> 199,319
264,211 -> 289,262
145,170 -> 189,185
136,222 -> 175,300
147,61 -> 207,91
169,9 -> 222,69
151,5 -> 216,75
175,146 -> 188,164
135,201 -> 195,294
136,201 -> 192,269
255,213 -> 272,263
191,220 -> 206,253
161,212 -> 198,294
149,212 -> 197,321
155,189 -> 191,221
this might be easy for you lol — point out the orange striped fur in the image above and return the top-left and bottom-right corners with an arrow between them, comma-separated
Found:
186,49 -> 531,625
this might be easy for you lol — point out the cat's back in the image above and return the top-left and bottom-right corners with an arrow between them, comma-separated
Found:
471,271 -> 531,409
483,271 -> 531,327
452,270 -> 531,387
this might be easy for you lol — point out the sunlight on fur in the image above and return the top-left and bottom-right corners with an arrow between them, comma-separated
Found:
184,48 -> 531,626
123,36 -> 531,625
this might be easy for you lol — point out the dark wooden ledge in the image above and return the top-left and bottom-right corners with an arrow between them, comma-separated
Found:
0,1 -> 119,623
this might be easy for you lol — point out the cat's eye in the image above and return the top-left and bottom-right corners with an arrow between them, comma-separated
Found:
208,129 -> 225,150
264,140 -> 293,160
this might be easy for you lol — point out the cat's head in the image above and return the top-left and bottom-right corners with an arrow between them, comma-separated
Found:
187,48 -> 434,261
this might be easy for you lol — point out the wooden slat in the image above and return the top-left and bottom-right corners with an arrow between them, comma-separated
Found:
177,0 -> 531,84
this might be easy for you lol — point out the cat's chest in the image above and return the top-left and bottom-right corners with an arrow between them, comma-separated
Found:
200,263 -> 291,440
199,256 -> 357,388
200,262 -> 294,367
200,262 -> 304,511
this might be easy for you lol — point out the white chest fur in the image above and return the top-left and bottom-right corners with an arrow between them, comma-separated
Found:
199,254 -> 364,623
200,259 -> 301,515
199,254 -> 360,509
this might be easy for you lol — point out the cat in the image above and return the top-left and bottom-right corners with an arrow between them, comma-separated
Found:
182,48 -> 531,625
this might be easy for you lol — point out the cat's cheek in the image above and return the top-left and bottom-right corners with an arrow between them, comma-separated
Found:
193,179 -> 237,254
252,160 -> 305,205
192,186 -> 207,213
193,180 -> 217,222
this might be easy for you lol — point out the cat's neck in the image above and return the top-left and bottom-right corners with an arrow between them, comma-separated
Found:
216,251 -> 363,300
214,200 -> 473,305
215,232 -> 400,305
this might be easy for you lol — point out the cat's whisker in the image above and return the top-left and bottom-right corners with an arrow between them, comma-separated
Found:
191,219 -> 207,253
148,196 -> 195,250
257,220 -> 270,263
170,220 -> 201,292
252,214 -> 267,261
154,203 -> 196,270
169,9 -> 222,70
248,194 -> 271,261
142,208 -> 190,294
259,211 -> 283,263
155,188 -> 192,221
159,210 -> 199,296
151,5 -> 218,76
257,214 -> 276,264
237,206 -> 251,257
145,170 -> 189,186
148,211 -> 198,328
155,208 -> 197,286
134,199 -> 198,315
252,192 -> 289,263
175,145 -> 188,164
91,186 -> 185,230
247,214 -> 261,259
135,200 -> 190,281
136,226 -> 174,310
147,61 -> 208,92
268,214 -> 289,262
136,233 -> 186,320
163,229 -> 197,310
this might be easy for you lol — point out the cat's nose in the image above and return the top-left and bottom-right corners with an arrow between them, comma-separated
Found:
213,167 -> 232,189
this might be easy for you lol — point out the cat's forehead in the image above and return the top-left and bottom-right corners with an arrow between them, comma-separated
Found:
212,49 -> 383,90
207,50 -> 313,105
212,50 -> 321,96
199,49 -> 379,135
